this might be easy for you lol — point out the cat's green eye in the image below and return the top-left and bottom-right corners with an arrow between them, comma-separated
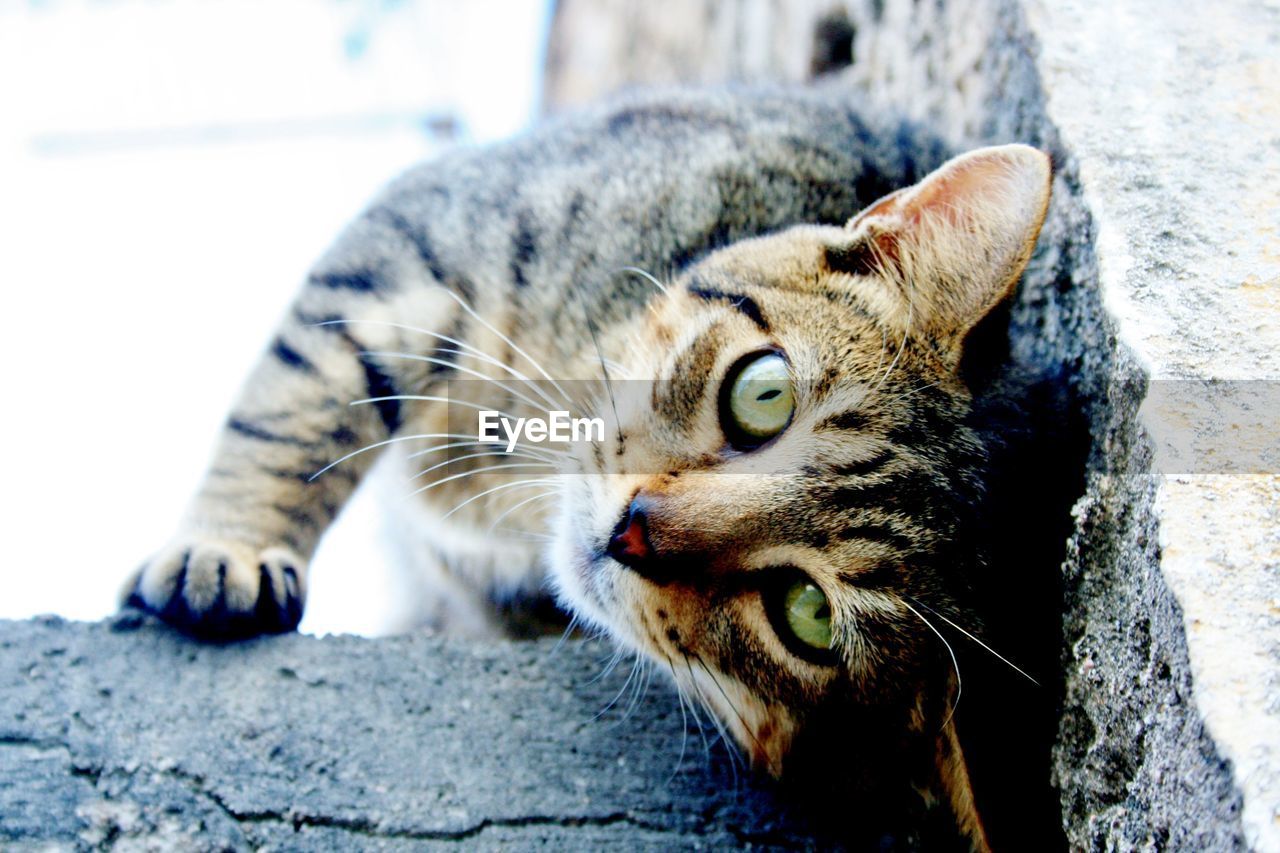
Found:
722,351 -> 794,448
782,580 -> 833,651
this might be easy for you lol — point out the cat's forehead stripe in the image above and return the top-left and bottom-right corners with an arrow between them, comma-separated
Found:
836,523 -> 917,553
817,409 -> 870,433
831,448 -> 895,478
686,284 -> 769,332
827,468 -> 945,514
837,562 -> 898,591
662,320 -> 730,426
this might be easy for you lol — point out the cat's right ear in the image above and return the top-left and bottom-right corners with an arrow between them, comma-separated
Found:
826,144 -> 1052,365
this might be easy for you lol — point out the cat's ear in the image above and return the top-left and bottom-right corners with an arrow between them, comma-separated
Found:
832,144 -> 1051,364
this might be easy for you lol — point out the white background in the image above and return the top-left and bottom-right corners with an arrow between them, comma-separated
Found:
0,0 -> 551,635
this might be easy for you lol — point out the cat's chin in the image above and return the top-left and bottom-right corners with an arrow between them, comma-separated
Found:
546,528 -> 680,671
546,527 -> 797,775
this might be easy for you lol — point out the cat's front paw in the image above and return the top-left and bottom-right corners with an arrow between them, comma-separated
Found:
124,540 -> 307,640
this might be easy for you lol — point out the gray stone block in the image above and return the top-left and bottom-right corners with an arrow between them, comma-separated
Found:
0,614 -> 816,850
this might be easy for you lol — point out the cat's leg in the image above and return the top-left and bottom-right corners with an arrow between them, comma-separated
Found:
126,215 -> 470,639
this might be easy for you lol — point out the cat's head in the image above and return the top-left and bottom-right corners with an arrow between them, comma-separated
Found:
549,144 -> 1051,839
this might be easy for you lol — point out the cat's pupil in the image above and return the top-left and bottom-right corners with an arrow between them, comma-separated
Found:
721,351 -> 795,448
777,578 -> 835,658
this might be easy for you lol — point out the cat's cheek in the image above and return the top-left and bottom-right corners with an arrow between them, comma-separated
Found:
544,524 -> 616,636
751,714 -> 800,777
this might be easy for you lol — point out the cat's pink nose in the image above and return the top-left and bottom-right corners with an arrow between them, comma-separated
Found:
607,496 -> 655,569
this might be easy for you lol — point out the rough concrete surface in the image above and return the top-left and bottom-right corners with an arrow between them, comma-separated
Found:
1027,5 -> 1280,851
547,0 -> 1278,849
0,615 -> 816,851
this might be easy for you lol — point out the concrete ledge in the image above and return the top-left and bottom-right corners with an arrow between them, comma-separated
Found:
0,616 -> 812,850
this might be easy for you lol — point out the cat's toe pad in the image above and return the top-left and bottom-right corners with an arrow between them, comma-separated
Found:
125,541 -> 306,639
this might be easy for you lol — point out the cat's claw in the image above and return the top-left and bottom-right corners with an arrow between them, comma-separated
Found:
125,541 -> 306,640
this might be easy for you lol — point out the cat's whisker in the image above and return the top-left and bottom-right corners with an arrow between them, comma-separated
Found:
566,277 -> 623,448
900,599 -> 962,731
547,612 -> 582,660
875,301 -> 913,393
584,315 -> 623,448
619,657 -> 654,723
882,380 -> 942,406
665,659 -> 693,784
604,656 -> 651,729
599,358 -> 629,377
664,657 -> 714,771
573,384 -> 616,438
406,440 -> 563,464
421,346 -> 570,413
349,395 -> 576,460
588,647 -> 626,685
484,490 -> 560,536
427,343 -> 568,409
490,527 -> 554,542
908,596 -> 1039,686
437,477 -> 560,521
310,432 -> 480,481
558,385 -> 603,428
867,326 -> 889,385
694,685 -> 744,784
684,695 -> 717,765
686,650 -> 752,778
407,462 -> 555,499
702,724 -> 728,753
590,667 -> 633,721
361,350 -> 561,417
435,288 -> 577,410
630,655 -> 654,710
351,394 -> 521,419
352,396 -> 574,458
309,318 -> 567,412
615,265 -> 669,295
410,451 -> 555,483
593,655 -> 642,721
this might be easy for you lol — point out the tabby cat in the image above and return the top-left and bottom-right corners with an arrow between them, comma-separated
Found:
125,87 -> 1050,849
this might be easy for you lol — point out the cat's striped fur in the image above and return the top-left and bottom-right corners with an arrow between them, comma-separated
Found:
126,86 -> 1050,849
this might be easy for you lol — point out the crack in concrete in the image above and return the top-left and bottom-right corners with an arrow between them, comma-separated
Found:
0,620 -> 816,848
2,733 -> 662,847
158,762 -> 694,843
0,734 -> 73,756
